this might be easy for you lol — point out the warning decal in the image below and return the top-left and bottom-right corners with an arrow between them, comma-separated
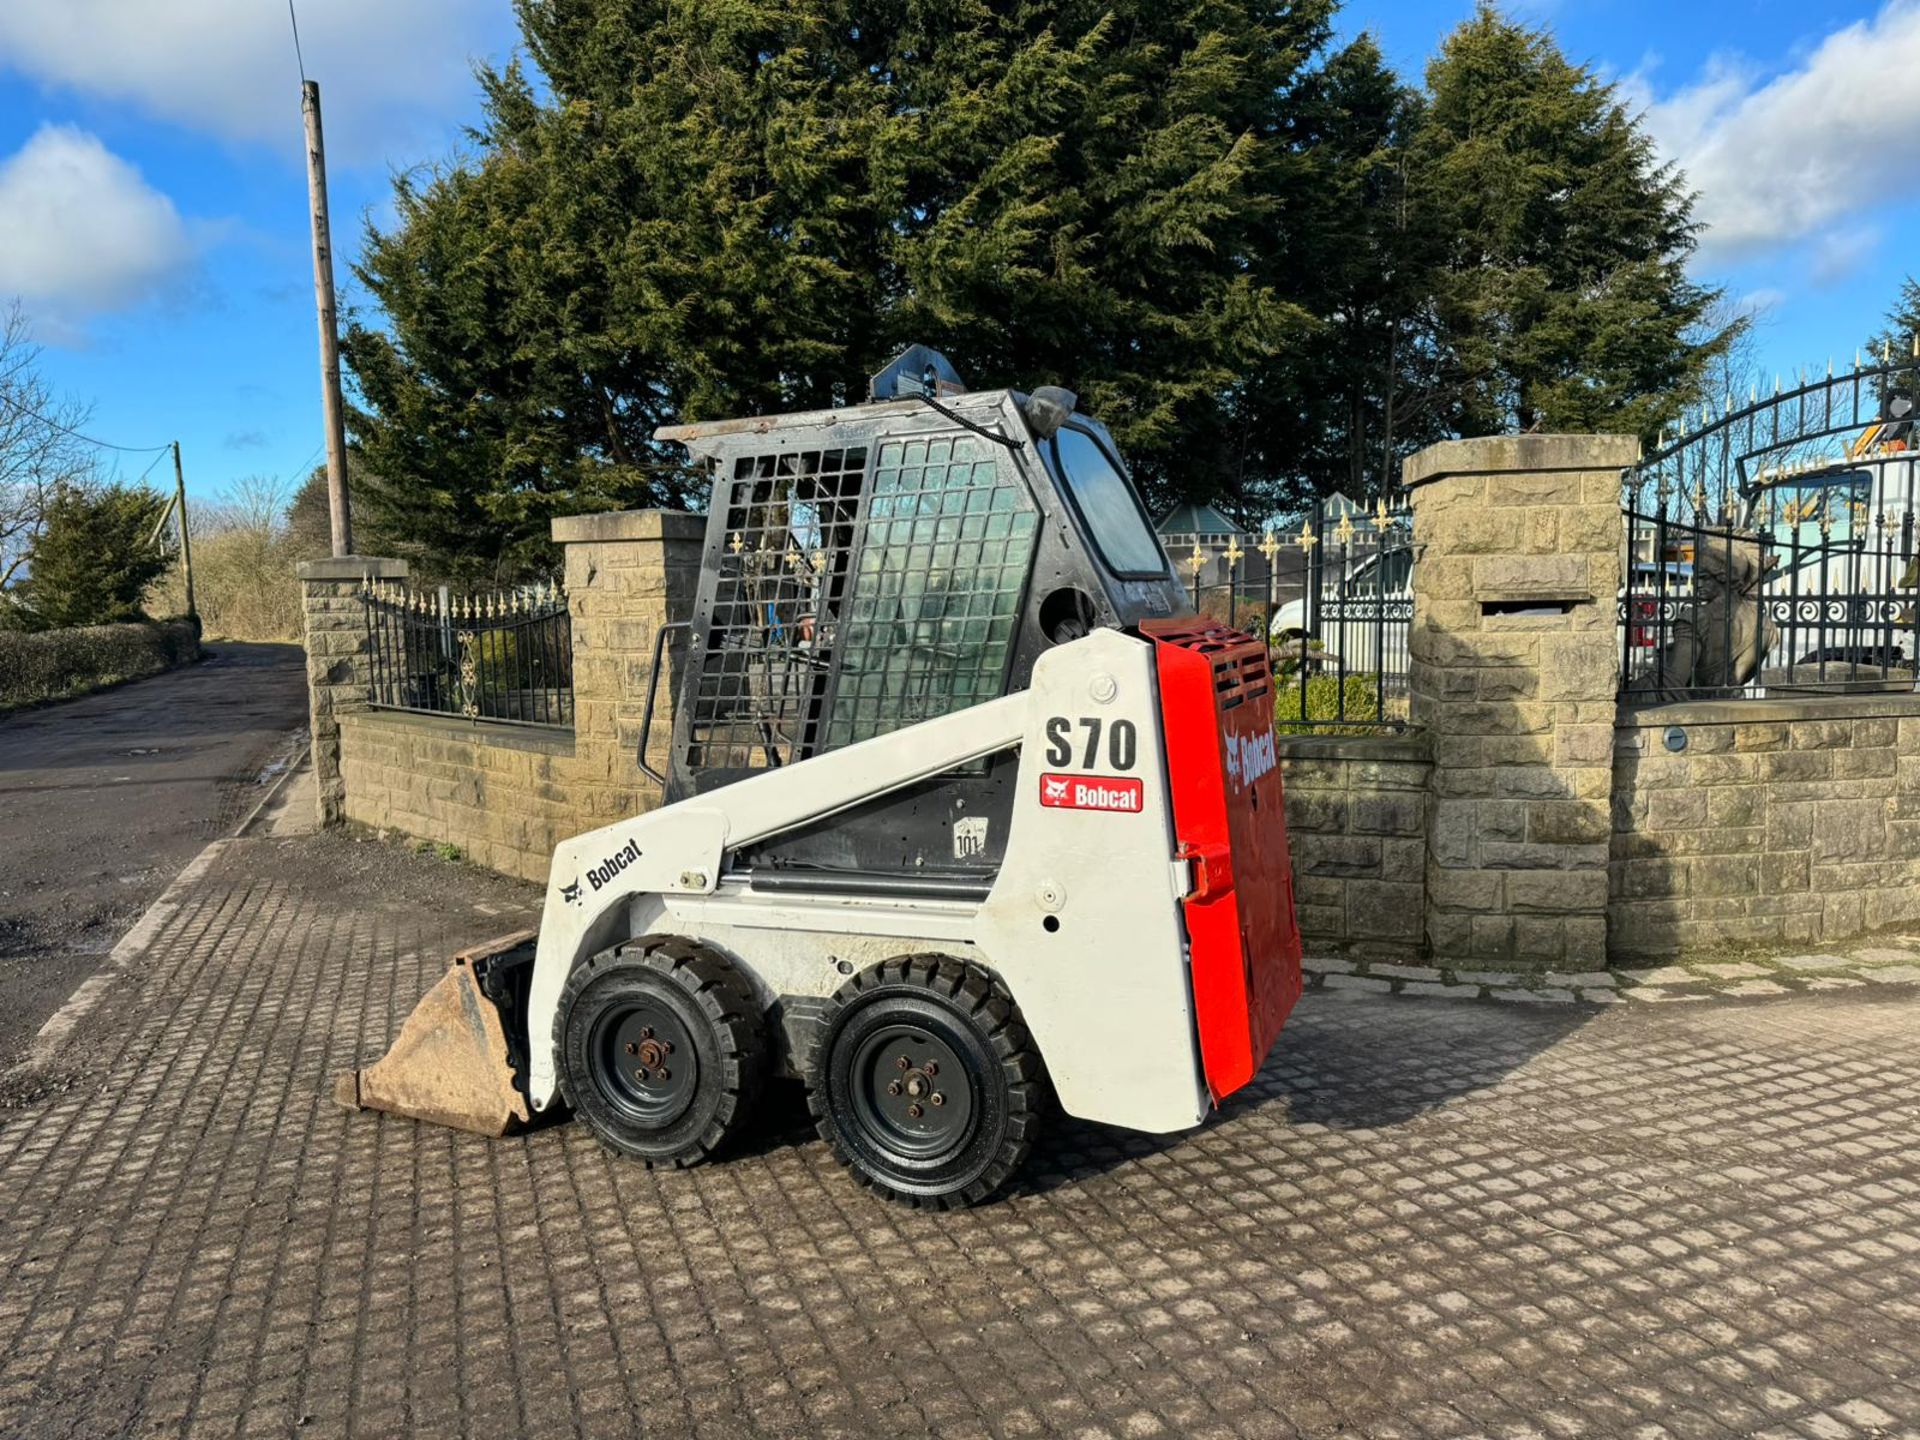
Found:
1038,773 -> 1145,814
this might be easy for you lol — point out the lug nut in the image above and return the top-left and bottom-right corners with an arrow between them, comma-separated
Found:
896,1056 -> 910,1070
641,1027 -> 654,1040
929,1092 -> 945,1107
907,1104 -> 923,1119
923,1061 -> 938,1077
634,1067 -> 650,1082
657,1068 -> 671,1081
625,1042 -> 638,1056
887,1080 -> 902,1096
661,1041 -> 673,1055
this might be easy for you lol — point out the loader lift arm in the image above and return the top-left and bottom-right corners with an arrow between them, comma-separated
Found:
523,687 -> 1035,1111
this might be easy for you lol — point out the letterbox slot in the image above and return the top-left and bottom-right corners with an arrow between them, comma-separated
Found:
1480,599 -> 1577,618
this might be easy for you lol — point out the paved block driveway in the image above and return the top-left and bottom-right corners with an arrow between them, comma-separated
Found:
2,834 -> 1918,1439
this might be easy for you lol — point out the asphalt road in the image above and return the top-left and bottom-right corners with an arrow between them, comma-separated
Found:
0,643 -> 308,1069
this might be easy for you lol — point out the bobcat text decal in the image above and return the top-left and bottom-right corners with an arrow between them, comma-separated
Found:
1223,729 -> 1277,792
585,838 -> 641,892
1039,773 -> 1144,813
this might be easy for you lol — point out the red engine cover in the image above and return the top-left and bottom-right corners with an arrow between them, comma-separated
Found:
1142,618 -> 1304,1102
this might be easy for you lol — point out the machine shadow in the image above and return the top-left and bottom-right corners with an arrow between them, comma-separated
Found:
732,1079 -> 826,1160
694,991 -> 1598,1199
1006,991 -> 1598,1198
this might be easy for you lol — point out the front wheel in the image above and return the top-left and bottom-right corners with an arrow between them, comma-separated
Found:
809,956 -> 1046,1209
558,937 -> 768,1167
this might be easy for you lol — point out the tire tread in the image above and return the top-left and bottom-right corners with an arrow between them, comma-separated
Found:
557,936 -> 768,1169
807,955 -> 1047,1210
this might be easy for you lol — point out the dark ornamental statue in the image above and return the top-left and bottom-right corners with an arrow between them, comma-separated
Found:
1638,528 -> 1778,700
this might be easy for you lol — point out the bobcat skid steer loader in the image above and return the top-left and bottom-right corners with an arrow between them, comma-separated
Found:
335,346 -> 1305,1208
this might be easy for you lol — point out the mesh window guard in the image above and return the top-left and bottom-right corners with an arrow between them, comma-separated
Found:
825,435 -> 1039,748
684,447 -> 867,772
681,432 -> 1041,775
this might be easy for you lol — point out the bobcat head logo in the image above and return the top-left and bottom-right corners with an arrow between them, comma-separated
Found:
561,879 -> 583,906
1043,776 -> 1070,803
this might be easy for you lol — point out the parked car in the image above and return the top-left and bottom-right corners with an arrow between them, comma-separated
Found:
1269,544 -> 1411,683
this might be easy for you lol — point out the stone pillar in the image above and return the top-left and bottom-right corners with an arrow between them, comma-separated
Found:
1404,435 -> 1638,971
551,510 -> 705,814
298,556 -> 408,826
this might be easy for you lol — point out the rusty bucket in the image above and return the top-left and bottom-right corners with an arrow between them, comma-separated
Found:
332,930 -> 537,1136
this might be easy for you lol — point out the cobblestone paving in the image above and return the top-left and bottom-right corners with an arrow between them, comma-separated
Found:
4,837 -> 1920,1439
1306,941 -> 1920,1007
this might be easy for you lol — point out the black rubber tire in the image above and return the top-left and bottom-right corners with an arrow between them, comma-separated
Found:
558,937 -> 768,1168
808,955 -> 1046,1209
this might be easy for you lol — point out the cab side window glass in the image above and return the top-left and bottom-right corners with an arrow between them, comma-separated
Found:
1050,428 -> 1167,577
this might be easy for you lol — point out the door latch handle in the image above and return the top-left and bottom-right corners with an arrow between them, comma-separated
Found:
1177,843 -> 1234,902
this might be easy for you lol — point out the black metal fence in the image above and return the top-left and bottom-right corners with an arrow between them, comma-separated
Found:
1270,497 -> 1413,729
1620,485 -> 1920,701
1617,350 -> 1920,700
362,582 -> 574,728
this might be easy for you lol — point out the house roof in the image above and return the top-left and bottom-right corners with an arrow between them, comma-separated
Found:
1154,502 -> 1245,537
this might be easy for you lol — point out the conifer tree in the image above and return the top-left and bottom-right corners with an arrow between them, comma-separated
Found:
1408,4 -> 1732,442
345,0 -> 1339,571
346,0 -> 1741,572
1871,277 -> 1920,362
12,483 -> 169,630
1247,34 -> 1442,508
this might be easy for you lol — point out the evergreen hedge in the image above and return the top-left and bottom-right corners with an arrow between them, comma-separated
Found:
1272,673 -> 1387,734
0,620 -> 201,713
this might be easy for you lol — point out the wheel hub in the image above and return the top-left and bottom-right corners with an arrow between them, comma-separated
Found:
592,1004 -> 696,1126
851,1026 -> 972,1161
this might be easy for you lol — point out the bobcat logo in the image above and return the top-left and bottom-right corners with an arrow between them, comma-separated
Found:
561,879 -> 583,906
1042,776 -> 1070,804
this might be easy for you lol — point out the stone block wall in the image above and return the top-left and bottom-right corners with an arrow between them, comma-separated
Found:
301,511 -> 704,874
297,557 -> 408,826
1612,694 -> 1920,957
1278,733 -> 1431,964
337,712 -> 579,882
556,509 -> 705,790
1403,434 -> 1639,971
303,452 -> 1920,968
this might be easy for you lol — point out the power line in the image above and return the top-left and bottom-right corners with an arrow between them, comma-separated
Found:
132,447 -> 171,487
287,0 -> 308,84
0,389 -> 170,455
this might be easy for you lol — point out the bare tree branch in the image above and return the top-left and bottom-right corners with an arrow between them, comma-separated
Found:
0,302 -> 100,590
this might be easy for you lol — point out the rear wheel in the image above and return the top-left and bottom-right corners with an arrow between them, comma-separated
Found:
558,937 -> 768,1167
809,956 -> 1045,1209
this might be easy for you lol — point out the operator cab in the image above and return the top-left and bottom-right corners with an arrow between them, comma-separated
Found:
653,346 -> 1190,880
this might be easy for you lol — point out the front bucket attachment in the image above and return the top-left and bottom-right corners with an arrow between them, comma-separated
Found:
333,930 -> 538,1136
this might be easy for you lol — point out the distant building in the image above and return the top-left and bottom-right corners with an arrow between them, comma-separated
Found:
1153,502 -> 1304,607
1155,501 -> 1244,551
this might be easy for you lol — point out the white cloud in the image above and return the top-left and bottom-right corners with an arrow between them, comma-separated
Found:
1808,225 -> 1883,288
0,125 -> 193,334
1643,1 -> 1920,265
0,1 -> 508,166
1735,287 -> 1787,319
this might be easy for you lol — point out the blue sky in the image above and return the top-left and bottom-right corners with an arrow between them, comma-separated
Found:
0,1 -> 1914,504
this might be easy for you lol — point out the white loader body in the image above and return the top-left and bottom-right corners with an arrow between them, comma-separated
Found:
524,628 -> 1211,1134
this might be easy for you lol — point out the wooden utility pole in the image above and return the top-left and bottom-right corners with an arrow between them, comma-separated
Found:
302,79 -> 353,557
172,441 -> 197,620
